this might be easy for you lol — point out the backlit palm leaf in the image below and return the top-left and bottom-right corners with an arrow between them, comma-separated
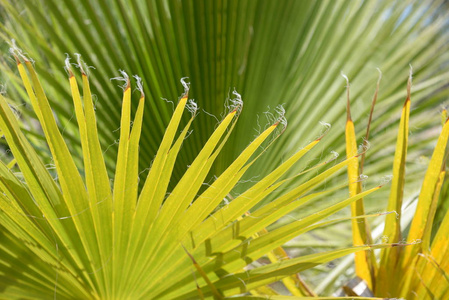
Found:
0,51 -> 396,299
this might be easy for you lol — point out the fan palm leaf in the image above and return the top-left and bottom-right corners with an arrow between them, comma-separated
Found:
0,51 -> 398,299
0,0 -> 448,202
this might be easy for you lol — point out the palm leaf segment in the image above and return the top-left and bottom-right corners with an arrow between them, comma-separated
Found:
0,49 -> 394,299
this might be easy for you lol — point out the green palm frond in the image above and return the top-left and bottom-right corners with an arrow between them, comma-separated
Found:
0,0 -> 448,203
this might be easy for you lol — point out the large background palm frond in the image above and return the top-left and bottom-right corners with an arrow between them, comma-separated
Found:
0,0 -> 448,259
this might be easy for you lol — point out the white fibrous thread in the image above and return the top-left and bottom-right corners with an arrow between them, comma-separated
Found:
183,130 -> 193,140
186,99 -> 198,117
380,175 -> 393,185
228,89 -> 243,114
222,197 -> 230,206
202,108 -> 220,123
275,104 -> 287,129
392,210 -> 400,219
74,53 -> 95,76
254,114 -> 262,135
110,70 -> 130,90
376,67 -> 383,80
9,39 -> 33,63
262,106 -> 274,125
236,175 -> 260,185
74,53 -> 84,74
161,98 -> 175,111
328,150 -> 339,162
357,174 -> 369,182
0,84 -> 6,95
133,75 -> 144,97
64,54 -> 72,75
359,139 -> 371,153
180,77 -> 190,97
319,121 -> 332,136
341,72 -> 349,87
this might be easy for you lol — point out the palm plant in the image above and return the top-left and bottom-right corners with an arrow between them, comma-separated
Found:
0,47 -> 401,299
1,0 -> 449,298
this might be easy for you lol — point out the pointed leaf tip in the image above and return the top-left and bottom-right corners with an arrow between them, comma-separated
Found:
341,72 -> 352,121
407,65 -> 413,100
